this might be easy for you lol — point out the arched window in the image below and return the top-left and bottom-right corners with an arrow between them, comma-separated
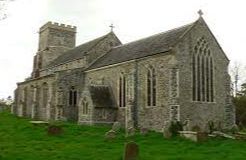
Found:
42,83 -> 48,108
82,97 -> 88,115
192,37 -> 214,102
69,86 -> 77,106
119,73 -> 126,107
147,66 -> 156,106
22,87 -> 28,116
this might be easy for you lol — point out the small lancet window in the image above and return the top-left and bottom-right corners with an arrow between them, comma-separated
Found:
82,97 -> 89,115
69,86 -> 77,106
147,66 -> 156,106
119,73 -> 126,107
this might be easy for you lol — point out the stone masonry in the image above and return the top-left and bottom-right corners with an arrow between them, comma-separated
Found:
13,16 -> 235,132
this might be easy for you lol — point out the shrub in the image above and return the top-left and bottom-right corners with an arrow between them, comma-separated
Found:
169,121 -> 183,136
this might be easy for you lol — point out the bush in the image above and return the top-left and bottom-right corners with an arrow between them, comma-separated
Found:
169,121 -> 183,136
233,96 -> 246,128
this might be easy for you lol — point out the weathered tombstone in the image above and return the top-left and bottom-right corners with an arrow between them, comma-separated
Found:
235,132 -> 246,140
179,131 -> 197,141
47,125 -> 63,136
112,121 -> 121,132
212,131 -> 235,139
183,119 -> 191,131
191,125 -> 201,132
105,130 -> 116,140
123,141 -> 139,160
230,124 -> 239,134
126,127 -> 135,137
30,120 -> 49,126
163,127 -> 172,139
140,128 -> 148,135
216,121 -> 223,131
197,132 -> 208,142
207,121 -> 215,133
163,121 -> 172,138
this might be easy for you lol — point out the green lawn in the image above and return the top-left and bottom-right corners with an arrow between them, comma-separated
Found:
0,112 -> 246,160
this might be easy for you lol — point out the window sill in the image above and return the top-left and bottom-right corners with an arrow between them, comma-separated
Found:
146,105 -> 157,108
191,101 -> 216,104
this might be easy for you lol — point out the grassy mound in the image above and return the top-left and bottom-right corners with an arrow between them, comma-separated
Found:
0,112 -> 246,160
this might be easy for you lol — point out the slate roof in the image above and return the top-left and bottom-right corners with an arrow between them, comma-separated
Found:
88,22 -> 194,70
89,86 -> 116,108
46,32 -> 113,68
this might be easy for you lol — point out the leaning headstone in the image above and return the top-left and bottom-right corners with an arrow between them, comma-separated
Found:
112,121 -> 121,132
163,121 -> 172,138
126,127 -> 135,137
183,119 -> 191,131
140,128 -> 148,135
105,130 -> 116,140
230,124 -> 239,134
163,127 -> 172,139
47,125 -> 63,136
123,141 -> 139,160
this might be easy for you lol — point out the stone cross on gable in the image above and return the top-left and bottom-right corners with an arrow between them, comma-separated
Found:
109,23 -> 115,32
198,9 -> 203,17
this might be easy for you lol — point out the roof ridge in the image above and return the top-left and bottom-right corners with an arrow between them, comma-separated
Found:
113,21 -> 195,49
87,20 -> 196,70
75,32 -> 111,51
45,32 -> 112,69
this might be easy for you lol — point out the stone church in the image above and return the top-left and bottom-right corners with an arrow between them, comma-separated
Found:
13,15 -> 235,132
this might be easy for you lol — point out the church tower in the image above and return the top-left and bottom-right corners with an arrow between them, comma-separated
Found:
32,22 -> 76,78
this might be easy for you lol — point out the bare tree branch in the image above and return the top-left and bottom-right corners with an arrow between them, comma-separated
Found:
230,61 -> 246,96
0,0 -> 15,20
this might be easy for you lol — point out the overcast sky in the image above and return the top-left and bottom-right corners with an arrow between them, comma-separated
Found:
0,0 -> 246,99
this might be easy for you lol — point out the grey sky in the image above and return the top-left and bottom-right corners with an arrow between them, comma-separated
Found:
0,0 -> 245,98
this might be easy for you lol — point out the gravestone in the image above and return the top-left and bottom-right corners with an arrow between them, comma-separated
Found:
140,128 -> 148,135
235,132 -> 246,140
230,124 -> 239,134
112,121 -> 121,132
191,125 -> 201,132
197,132 -> 208,142
123,141 -> 139,160
105,130 -> 116,140
126,127 -> 135,137
183,119 -> 191,131
47,125 -> 63,136
163,127 -> 172,138
163,121 -> 172,138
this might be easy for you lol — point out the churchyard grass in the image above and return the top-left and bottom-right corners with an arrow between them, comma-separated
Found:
0,111 -> 246,160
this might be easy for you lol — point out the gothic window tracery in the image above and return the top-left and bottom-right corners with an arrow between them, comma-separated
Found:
147,66 -> 156,106
192,37 -> 214,102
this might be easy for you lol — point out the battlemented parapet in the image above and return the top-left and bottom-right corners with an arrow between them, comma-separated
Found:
39,21 -> 76,33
